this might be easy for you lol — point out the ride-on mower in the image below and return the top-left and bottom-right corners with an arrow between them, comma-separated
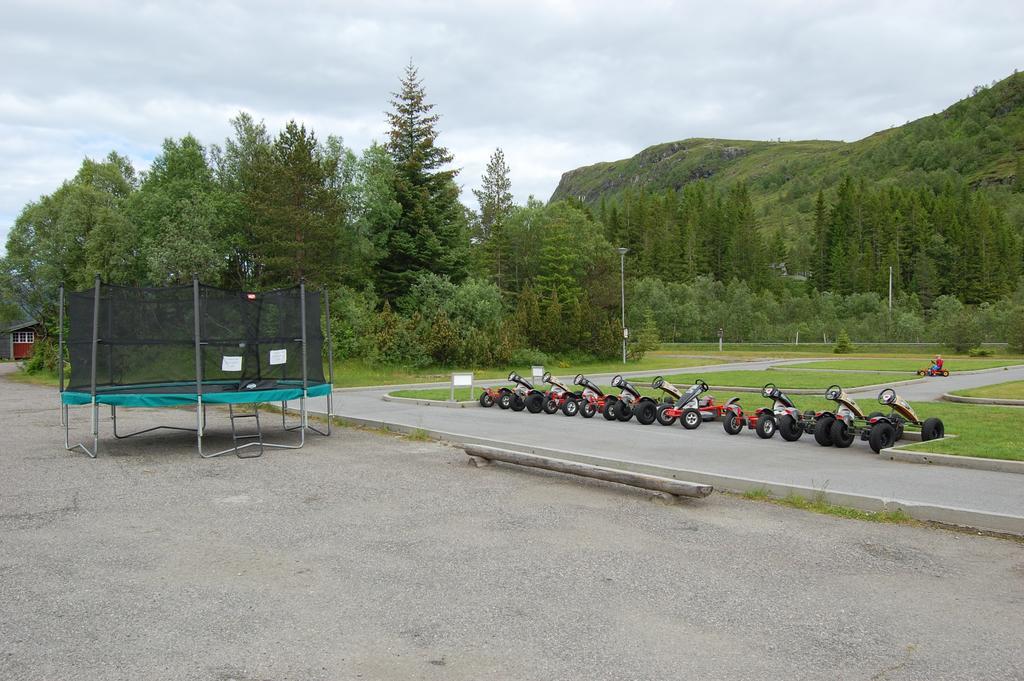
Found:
540,372 -> 577,414
605,375 -> 663,424
566,374 -> 613,418
653,379 -> 731,429
815,384 -> 945,452
720,383 -> 791,438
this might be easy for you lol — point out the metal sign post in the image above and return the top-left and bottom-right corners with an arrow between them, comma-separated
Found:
451,372 -> 474,402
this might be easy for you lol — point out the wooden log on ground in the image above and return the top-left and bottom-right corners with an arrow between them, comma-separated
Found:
462,444 -> 713,499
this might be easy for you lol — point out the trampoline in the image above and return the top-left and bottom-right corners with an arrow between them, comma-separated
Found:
59,277 -> 335,458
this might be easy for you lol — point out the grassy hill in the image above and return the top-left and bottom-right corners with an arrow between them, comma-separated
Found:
550,71 -> 1024,225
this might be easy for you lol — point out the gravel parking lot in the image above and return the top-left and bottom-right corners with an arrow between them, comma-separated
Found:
2,377 -> 1023,680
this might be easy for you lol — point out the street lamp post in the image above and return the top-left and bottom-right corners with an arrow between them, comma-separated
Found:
617,247 -> 628,364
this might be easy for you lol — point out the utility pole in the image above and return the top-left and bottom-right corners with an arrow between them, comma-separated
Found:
618,247 -> 629,364
888,266 -> 893,313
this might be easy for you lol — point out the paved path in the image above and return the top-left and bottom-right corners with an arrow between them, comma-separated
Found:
299,361 -> 1024,529
6,377 -> 1024,680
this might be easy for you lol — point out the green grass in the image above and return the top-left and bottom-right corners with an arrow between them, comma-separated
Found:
330,356 -> 722,388
390,387 -> 477,401
741,488 -> 911,524
658,343 -> 1024,360
790,358 -> 1022,372
900,402 -> 1024,461
634,369 -> 898,390
4,369 -> 59,386
952,380 -> 1024,400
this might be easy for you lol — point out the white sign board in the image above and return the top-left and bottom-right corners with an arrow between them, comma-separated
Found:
269,349 -> 287,365
452,373 -> 474,387
531,365 -> 544,381
623,328 -> 629,339
221,355 -> 243,372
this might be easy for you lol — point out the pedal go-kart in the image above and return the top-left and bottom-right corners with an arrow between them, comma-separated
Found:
653,379 -> 731,429
916,366 -> 950,377
815,384 -> 945,453
813,384 -> 870,447
868,388 -> 945,451
500,372 -> 546,413
479,377 -> 515,408
755,383 -> 814,442
720,383 -> 791,438
565,374 -> 612,418
605,375 -> 664,424
540,372 -> 577,414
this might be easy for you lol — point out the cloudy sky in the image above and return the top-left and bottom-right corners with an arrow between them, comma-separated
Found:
2,0 -> 1022,250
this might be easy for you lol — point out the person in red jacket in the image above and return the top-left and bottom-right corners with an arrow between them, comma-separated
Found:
931,355 -> 944,372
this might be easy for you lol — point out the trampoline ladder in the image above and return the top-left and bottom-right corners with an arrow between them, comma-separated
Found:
228,403 -> 264,458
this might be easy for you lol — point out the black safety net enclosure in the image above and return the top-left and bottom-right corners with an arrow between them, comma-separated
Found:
66,282 -> 325,393
60,278 -> 334,459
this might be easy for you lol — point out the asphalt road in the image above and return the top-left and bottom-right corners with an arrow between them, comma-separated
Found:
3,376 -> 1024,680
310,363 -> 1024,523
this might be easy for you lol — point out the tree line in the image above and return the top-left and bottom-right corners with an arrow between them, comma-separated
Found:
3,64 -> 1024,374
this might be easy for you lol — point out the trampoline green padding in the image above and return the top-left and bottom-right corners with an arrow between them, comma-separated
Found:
59,277 -> 335,459
61,381 -> 333,407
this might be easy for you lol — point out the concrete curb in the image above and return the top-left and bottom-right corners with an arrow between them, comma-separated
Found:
327,413 -> 1024,536
879,444 -> 1024,475
381,395 -> 477,409
941,393 -> 1024,407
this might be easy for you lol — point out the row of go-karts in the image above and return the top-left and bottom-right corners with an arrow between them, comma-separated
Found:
479,372 -> 945,454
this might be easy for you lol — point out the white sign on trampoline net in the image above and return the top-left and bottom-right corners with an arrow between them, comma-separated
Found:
222,356 -> 243,372
269,349 -> 287,365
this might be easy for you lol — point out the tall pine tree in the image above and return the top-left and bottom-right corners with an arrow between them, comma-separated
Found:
379,62 -> 468,300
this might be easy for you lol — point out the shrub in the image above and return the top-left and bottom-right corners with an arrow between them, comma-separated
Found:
968,347 -> 994,357
833,329 -> 855,354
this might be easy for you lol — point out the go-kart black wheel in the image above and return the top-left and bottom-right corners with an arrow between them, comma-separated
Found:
722,412 -> 744,435
777,415 -> 802,441
510,395 -> 526,411
602,399 -> 618,421
869,422 -> 896,453
543,397 -> 559,414
479,392 -> 495,408
561,398 -> 580,417
616,402 -> 633,422
830,419 -> 855,448
755,413 -> 776,439
525,393 -> 544,414
656,404 -> 676,426
921,417 -> 944,441
498,392 -> 513,410
634,401 -> 658,425
681,408 -> 702,430
916,370 -> 925,376
941,370 -> 949,377
580,401 -> 597,418
814,416 -> 835,446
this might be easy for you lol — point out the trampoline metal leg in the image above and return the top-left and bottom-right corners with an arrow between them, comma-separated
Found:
64,402 -> 97,458
110,404 -> 198,440
92,401 -> 99,457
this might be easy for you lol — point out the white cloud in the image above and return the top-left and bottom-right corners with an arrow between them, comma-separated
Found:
1,0 -> 1023,248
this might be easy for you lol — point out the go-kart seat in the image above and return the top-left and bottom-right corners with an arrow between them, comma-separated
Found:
698,396 -> 712,407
